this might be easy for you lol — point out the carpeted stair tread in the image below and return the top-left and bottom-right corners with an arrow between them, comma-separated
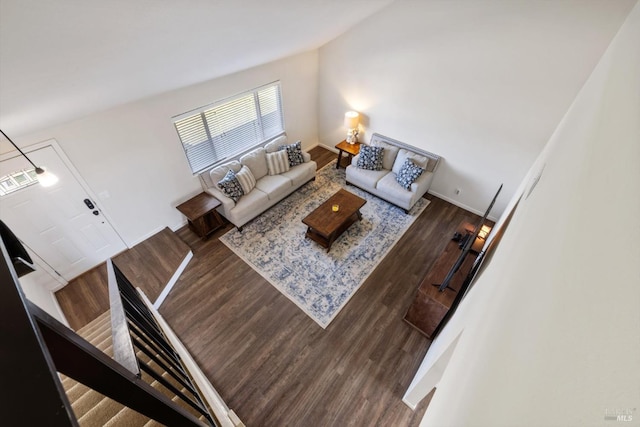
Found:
65,380 -> 91,405
61,309 -> 212,426
76,310 -> 111,339
78,394 -> 131,426
104,406 -> 165,427
73,388 -> 107,420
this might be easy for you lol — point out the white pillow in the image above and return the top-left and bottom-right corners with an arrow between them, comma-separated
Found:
266,150 -> 290,175
235,165 -> 256,194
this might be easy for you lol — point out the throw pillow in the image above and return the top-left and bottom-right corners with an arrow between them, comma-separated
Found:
396,159 -> 424,190
266,150 -> 290,175
235,165 -> 256,194
357,145 -> 384,171
279,141 -> 305,167
217,169 -> 244,202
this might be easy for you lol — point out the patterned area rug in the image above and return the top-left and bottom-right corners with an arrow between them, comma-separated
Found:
219,161 -> 430,328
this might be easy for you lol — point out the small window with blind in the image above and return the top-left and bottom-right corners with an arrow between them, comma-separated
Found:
173,82 -> 285,174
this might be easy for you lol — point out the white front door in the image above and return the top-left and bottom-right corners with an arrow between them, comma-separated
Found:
0,143 -> 126,280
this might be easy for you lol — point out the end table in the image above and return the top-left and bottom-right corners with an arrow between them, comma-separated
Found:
176,192 -> 225,240
335,140 -> 361,169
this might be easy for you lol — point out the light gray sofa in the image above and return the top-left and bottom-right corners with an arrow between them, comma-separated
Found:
200,135 -> 317,230
346,133 -> 441,212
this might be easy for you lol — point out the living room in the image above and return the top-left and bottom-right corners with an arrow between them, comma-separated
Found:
1,1 -> 639,426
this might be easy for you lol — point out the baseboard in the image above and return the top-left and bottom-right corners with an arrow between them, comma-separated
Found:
127,225 -> 167,248
402,397 -> 418,411
170,219 -> 189,232
318,143 -> 340,154
153,250 -> 193,309
428,191 -> 498,222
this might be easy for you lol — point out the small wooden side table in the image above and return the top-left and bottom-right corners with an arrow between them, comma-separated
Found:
176,192 -> 225,240
335,140 -> 361,169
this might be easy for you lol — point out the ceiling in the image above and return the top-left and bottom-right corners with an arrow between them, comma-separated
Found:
0,0 -> 393,136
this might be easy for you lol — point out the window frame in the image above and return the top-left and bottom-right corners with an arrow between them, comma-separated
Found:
173,81 -> 285,175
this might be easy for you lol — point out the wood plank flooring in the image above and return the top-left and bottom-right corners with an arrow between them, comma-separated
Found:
55,146 -> 481,426
56,227 -> 190,330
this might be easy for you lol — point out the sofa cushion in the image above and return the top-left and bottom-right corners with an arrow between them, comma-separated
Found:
346,164 -> 388,189
230,188 -> 270,222
207,161 -> 241,189
376,173 -> 414,206
371,139 -> 400,170
235,165 -> 256,194
266,150 -> 290,175
279,141 -> 305,167
392,149 -> 429,175
265,135 -> 287,153
255,174 -> 292,201
396,159 -> 424,190
280,160 -> 316,187
217,169 -> 244,202
357,145 -> 384,171
240,148 -> 268,180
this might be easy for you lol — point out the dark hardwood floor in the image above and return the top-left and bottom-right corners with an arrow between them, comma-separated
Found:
55,146 -> 481,426
56,227 -> 190,330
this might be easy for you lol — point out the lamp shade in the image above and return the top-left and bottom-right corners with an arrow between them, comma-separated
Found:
344,111 -> 360,129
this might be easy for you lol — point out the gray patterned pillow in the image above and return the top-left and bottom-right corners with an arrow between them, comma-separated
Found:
396,159 -> 424,190
217,169 -> 244,202
356,146 -> 384,171
279,140 -> 305,167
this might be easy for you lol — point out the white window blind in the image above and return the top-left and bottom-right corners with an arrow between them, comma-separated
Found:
174,82 -> 284,174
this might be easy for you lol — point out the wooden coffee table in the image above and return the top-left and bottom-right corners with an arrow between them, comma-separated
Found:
302,189 -> 366,252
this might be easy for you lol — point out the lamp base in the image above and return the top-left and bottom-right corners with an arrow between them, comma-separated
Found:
346,129 -> 358,144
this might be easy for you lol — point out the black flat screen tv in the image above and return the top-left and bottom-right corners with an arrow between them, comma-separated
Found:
436,184 -> 502,292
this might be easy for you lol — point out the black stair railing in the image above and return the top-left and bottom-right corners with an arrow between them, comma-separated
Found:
108,259 -> 217,426
2,229 -> 211,426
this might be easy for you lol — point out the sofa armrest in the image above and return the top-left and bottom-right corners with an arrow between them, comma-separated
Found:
350,154 -> 360,167
303,151 -> 311,163
205,186 -> 235,214
410,171 -> 434,196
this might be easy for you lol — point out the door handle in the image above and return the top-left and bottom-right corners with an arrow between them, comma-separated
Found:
84,199 -> 95,209
93,210 -> 99,216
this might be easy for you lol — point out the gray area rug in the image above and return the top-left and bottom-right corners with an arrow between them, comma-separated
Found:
219,160 -> 430,328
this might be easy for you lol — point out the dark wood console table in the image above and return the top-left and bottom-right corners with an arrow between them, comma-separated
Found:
403,222 -> 477,338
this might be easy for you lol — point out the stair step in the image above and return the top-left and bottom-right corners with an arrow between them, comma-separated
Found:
73,388 -> 107,420
78,394 -> 130,426
61,308 -> 212,426
76,310 -> 111,339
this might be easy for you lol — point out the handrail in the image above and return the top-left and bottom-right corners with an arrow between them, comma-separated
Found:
108,259 -> 140,375
109,259 -> 219,426
28,300 -> 207,426
137,290 -> 245,427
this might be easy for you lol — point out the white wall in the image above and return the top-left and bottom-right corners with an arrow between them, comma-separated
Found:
6,51 -> 319,246
405,2 -> 640,425
20,273 -> 69,327
317,0 -> 634,217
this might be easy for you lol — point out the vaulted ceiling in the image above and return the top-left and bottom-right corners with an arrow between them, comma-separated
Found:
0,0 -> 392,136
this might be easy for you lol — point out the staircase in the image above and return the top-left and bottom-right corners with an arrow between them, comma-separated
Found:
61,310 -> 205,426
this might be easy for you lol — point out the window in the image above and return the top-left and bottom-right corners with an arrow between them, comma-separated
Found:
174,82 -> 285,174
0,168 -> 39,196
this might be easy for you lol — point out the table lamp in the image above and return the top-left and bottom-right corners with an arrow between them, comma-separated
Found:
344,111 -> 360,144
